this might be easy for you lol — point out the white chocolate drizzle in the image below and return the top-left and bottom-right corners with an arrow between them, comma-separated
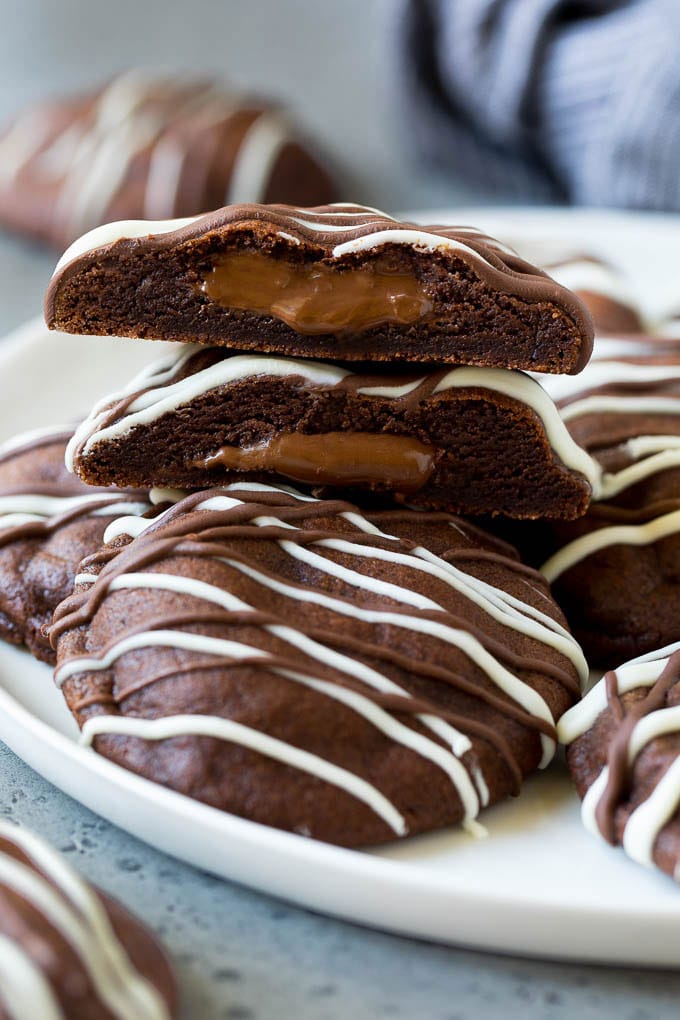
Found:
65,345 -> 600,492
558,645 -> 680,873
0,934 -> 64,1020
542,508 -> 680,583
54,484 -> 584,838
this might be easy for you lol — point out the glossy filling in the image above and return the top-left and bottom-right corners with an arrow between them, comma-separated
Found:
199,251 -> 433,333
196,431 -> 436,492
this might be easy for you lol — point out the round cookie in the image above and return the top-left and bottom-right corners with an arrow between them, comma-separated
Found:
0,820 -> 177,1018
0,425 -> 152,663
559,643 -> 680,882
0,71 -> 337,249
51,483 -> 585,847
539,356 -> 680,668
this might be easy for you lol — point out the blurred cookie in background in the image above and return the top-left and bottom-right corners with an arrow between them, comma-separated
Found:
0,69 -> 339,249
0,820 -> 178,1018
542,254 -> 646,336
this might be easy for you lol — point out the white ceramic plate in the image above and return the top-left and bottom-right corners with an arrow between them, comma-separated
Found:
2,209 -> 680,968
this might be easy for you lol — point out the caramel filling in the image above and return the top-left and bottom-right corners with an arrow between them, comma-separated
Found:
196,432 -> 435,492
200,251 -> 433,334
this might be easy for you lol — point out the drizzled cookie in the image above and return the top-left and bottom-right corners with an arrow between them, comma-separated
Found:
538,354 -> 680,667
63,344 -> 595,519
51,484 -> 585,847
0,820 -> 177,1018
0,71 -> 335,249
559,643 -> 680,882
45,203 -> 594,373
0,425 -> 152,663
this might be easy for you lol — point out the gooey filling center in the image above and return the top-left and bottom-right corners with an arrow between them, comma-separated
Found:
196,432 -> 436,493
200,251 -> 434,334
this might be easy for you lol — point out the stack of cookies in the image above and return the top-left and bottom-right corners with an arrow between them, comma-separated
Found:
26,202 -> 599,847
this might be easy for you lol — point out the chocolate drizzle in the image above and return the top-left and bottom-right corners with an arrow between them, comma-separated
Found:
52,484 -> 583,840
559,644 -> 680,878
0,821 -> 176,1018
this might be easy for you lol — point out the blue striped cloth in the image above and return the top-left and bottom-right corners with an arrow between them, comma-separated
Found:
397,0 -> 680,208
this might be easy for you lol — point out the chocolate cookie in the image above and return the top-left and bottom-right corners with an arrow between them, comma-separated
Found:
51,484 -> 585,847
537,355 -> 680,667
0,70 -> 336,249
0,820 -> 177,1018
559,643 -> 680,882
0,424 -> 152,663
543,255 -> 645,336
65,345 -> 595,520
45,203 -> 594,373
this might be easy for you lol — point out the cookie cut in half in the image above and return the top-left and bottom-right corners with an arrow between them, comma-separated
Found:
52,484 -> 586,847
559,643 -> 680,883
0,424 -> 152,663
45,203 -> 594,373
65,345 -> 596,520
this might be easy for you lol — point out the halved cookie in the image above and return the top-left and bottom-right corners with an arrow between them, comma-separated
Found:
45,203 -> 593,373
65,346 -> 595,519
